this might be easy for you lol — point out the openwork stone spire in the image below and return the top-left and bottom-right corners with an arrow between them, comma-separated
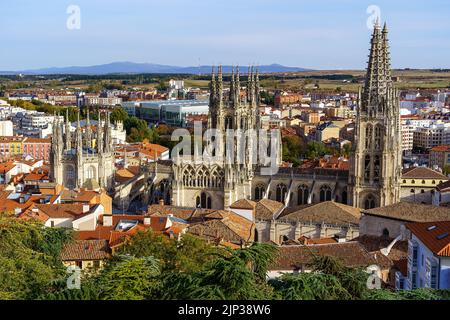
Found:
362,20 -> 393,113
65,108 -> 71,151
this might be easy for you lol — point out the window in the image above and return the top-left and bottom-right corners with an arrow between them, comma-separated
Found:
276,184 -> 288,203
373,155 -> 381,182
412,246 -> 418,268
297,185 -> 309,205
254,185 -> 265,201
382,228 -> 390,238
365,124 -> 372,149
364,195 -> 376,209
319,185 -> 332,202
86,166 -> 96,180
431,264 -> 438,289
341,190 -> 348,204
364,155 -> 371,181
197,192 -> 211,209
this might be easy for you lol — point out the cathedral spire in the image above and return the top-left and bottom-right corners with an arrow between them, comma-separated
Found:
97,110 -> 103,154
235,65 -> 240,104
209,66 -> 216,106
362,20 -> 392,113
216,65 -> 223,106
65,108 -> 71,151
76,111 -> 82,151
103,111 -> 112,153
247,66 -> 253,103
230,66 -> 235,103
255,67 -> 260,106
85,108 -> 92,149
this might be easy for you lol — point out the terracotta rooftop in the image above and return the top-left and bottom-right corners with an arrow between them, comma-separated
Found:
188,210 -> 255,245
255,199 -> 284,220
270,242 -> 377,271
61,240 -> 110,261
407,221 -> 450,257
431,145 -> 450,152
230,198 -> 256,210
279,201 -> 361,225
402,167 -> 448,180
363,202 -> 450,222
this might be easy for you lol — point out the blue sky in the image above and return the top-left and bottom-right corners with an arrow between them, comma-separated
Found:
0,0 -> 449,70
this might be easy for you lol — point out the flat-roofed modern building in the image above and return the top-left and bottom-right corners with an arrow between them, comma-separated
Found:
122,100 -> 209,127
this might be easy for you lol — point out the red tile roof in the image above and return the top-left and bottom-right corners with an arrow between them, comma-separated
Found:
407,221 -> 450,257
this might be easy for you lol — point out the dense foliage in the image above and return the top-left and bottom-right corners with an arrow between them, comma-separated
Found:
0,216 -> 73,299
1,218 -> 450,301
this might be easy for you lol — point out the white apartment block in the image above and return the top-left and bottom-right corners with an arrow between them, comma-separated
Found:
413,124 -> 450,149
404,222 -> 450,290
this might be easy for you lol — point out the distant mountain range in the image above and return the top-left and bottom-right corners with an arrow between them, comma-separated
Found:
0,62 -> 311,75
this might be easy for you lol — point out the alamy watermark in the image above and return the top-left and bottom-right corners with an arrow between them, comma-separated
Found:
171,122 -> 281,176
66,265 -> 81,289
366,5 -> 381,30
366,264 -> 382,290
66,5 -> 81,30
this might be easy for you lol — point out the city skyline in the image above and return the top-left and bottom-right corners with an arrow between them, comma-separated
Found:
1,0 -> 449,71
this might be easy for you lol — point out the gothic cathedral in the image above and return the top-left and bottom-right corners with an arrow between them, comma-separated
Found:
50,110 -> 115,191
348,21 -> 402,209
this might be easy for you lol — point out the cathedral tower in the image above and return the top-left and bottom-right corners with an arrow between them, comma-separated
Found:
349,21 -> 402,209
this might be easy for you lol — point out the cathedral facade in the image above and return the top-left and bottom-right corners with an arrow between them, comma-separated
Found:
50,110 -> 115,191
160,21 -> 402,211
171,66 -> 278,209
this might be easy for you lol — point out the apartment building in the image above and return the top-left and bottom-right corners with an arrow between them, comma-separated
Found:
405,221 -> 450,290
430,145 -> 450,170
413,124 -> 450,149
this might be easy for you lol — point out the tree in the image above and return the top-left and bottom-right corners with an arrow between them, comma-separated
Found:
306,141 -> 330,160
120,230 -> 222,273
341,142 -> 352,158
443,165 -> 450,176
110,107 -> 129,123
161,243 -> 278,300
99,255 -> 161,300
282,135 -> 305,166
0,216 -> 72,299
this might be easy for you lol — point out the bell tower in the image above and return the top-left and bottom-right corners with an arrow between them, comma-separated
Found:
349,21 -> 402,209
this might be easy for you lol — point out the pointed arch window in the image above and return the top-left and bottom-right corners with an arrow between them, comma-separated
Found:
341,189 -> 348,204
297,184 -> 309,205
365,124 -> 373,149
319,185 -> 332,202
198,192 -> 212,209
364,155 -> 371,181
375,125 -> 383,150
255,184 -> 266,201
364,195 -> 376,209
374,155 -> 381,182
276,184 -> 288,203
225,116 -> 233,130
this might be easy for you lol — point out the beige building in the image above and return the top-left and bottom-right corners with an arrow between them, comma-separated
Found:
255,201 -> 360,245
315,122 -> 340,142
61,239 -> 110,270
400,166 -> 448,204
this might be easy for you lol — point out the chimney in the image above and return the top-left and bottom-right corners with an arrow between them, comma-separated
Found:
82,204 -> 90,213
103,214 -> 113,227
144,214 -> 151,226
159,199 -> 164,206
